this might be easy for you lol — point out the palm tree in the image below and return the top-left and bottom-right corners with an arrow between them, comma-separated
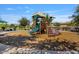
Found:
46,14 -> 55,23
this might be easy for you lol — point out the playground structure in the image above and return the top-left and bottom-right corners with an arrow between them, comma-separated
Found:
30,12 -> 60,36
30,12 -> 53,34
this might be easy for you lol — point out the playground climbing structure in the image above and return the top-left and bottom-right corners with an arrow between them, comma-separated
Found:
31,12 -> 53,34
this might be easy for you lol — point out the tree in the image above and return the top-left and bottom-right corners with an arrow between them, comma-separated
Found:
10,24 -> 17,30
0,17 -> 7,30
10,24 -> 15,28
71,5 -> 79,26
19,17 -> 30,29
0,17 -> 7,23
45,14 -> 55,25
1,27 -> 5,31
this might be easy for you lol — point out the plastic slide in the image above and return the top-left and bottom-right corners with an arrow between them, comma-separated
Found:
30,23 -> 40,33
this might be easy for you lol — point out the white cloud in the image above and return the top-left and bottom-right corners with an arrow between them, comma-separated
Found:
31,9 -> 34,11
25,6 -> 34,11
17,7 -> 22,9
0,14 -> 31,24
6,8 -> 15,10
43,9 -> 69,14
25,10 -> 30,13
42,9 -> 73,23
25,6 -> 29,9
54,14 -> 71,18
53,14 -> 72,23
0,13 -> 72,24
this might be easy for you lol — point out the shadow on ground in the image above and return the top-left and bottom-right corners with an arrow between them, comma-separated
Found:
35,39 -> 79,51
0,35 -> 79,52
0,35 -> 36,47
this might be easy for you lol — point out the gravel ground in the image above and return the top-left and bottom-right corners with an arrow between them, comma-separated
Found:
0,43 -> 79,54
2,47 -> 79,54
0,31 -> 79,54
0,43 -> 13,54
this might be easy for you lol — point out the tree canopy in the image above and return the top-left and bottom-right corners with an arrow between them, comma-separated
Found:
71,5 -> 79,26
19,17 -> 30,27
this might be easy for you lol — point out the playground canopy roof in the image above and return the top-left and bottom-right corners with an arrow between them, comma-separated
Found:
33,12 -> 52,18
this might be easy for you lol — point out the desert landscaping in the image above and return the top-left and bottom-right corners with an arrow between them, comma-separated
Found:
0,30 -> 79,54
0,4 -> 79,54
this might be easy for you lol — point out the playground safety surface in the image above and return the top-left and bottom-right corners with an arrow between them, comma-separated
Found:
5,30 -> 79,42
0,30 -> 79,54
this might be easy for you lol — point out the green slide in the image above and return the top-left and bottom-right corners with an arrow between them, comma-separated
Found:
31,23 -> 40,33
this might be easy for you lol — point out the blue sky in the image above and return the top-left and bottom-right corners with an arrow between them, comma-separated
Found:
0,4 -> 77,24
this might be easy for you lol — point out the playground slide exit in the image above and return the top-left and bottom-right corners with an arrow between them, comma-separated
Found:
30,23 -> 40,33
